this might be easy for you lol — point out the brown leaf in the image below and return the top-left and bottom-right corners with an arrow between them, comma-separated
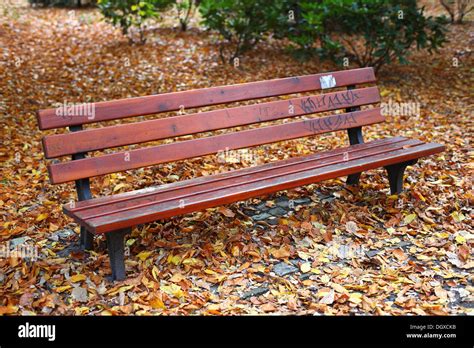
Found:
217,207 -> 235,218
270,245 -> 291,259
393,248 -> 408,261
261,303 -> 276,312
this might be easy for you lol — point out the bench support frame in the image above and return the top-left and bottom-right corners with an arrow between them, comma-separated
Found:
106,228 -> 130,281
385,159 -> 418,195
346,85 -> 363,186
346,126 -> 363,185
70,125 -> 94,251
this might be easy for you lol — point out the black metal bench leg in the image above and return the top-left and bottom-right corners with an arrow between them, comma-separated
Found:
106,228 -> 131,281
80,226 -> 94,250
346,122 -> 363,187
346,173 -> 361,186
384,160 -> 417,195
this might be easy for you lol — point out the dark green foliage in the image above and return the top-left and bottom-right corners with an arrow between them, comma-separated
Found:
279,0 -> 448,71
28,0 -> 92,6
97,0 -> 174,43
199,0 -> 281,64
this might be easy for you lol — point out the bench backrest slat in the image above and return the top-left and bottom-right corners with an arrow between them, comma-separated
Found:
42,87 -> 380,158
47,108 -> 383,184
36,67 -> 375,130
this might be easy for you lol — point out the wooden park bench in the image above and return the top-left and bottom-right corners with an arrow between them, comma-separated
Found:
37,67 -> 445,280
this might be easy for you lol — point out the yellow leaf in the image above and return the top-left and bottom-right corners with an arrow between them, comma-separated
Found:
167,254 -> 181,265
451,211 -> 466,223
317,289 -> 331,297
108,284 -> 134,296
204,269 -> 218,275
182,258 -> 201,266
36,213 -> 48,222
69,274 -> 86,283
318,256 -> 330,263
150,297 -> 165,309
349,293 -> 363,304
113,183 -> 126,192
55,285 -> 72,293
231,245 -> 240,257
320,274 -> 330,283
137,251 -> 153,261
331,283 -> 348,294
19,206 -> 29,213
298,251 -> 310,260
207,303 -> 220,311
403,214 -> 417,224
416,255 -> 431,261
300,262 -> 311,273
170,273 -> 184,283
455,235 -> 466,244
74,307 -> 89,315
160,284 -> 184,299
152,266 -> 160,281
0,305 -> 18,314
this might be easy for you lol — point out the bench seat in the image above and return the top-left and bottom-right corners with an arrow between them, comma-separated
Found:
64,136 -> 444,234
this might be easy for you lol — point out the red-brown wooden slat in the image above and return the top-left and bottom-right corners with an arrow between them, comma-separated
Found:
80,142 -> 445,233
68,138 -> 422,222
42,87 -> 381,158
67,136 -> 407,211
48,108 -> 384,184
36,67 -> 376,130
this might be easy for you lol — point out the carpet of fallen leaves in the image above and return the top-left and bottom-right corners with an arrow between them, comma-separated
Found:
0,1 -> 472,316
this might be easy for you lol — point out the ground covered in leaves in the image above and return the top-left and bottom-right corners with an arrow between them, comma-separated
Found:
0,1 -> 472,315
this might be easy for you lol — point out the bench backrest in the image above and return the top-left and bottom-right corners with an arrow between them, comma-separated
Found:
37,67 -> 383,185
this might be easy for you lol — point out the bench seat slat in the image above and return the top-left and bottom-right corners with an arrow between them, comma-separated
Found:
48,108 -> 384,184
67,136 -> 407,211
65,137 -> 412,215
42,87 -> 380,158
64,139 -> 445,233
37,67 -> 376,130
69,138 -> 421,222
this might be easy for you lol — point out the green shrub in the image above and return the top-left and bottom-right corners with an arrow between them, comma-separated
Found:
440,0 -> 473,24
28,0 -> 92,6
199,0 -> 280,64
175,0 -> 197,31
98,0 -> 174,43
281,0 -> 448,71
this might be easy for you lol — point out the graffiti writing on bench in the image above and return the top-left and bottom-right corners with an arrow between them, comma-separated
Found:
299,90 -> 361,114
304,113 -> 358,133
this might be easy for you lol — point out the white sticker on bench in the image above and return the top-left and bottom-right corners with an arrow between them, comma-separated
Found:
320,75 -> 336,89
